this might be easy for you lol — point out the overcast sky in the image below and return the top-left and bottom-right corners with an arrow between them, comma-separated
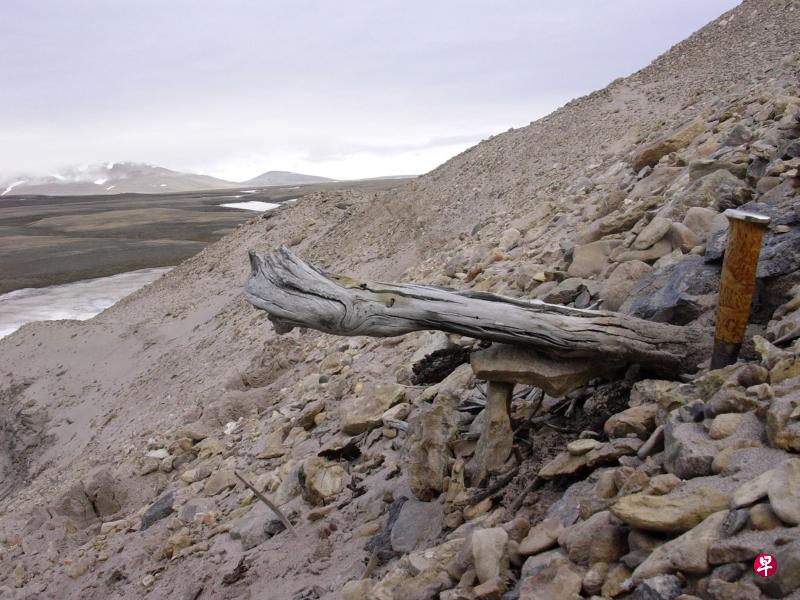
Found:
0,1 -> 740,182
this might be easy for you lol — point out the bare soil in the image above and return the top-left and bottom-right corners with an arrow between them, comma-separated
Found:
0,179 -> 411,293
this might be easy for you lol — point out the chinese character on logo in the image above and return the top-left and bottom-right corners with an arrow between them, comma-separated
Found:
754,553 -> 777,577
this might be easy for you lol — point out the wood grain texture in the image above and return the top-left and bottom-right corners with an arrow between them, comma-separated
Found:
245,247 -> 712,375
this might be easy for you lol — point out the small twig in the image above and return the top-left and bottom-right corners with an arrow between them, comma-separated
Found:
222,557 -> 249,585
234,471 -> 298,538
188,586 -> 204,600
541,419 -> 577,434
456,401 -> 486,413
466,466 -> 519,506
362,550 -> 379,578
564,396 -> 578,418
514,436 -> 533,449
549,397 -> 570,415
512,385 -> 534,400
506,476 -> 543,516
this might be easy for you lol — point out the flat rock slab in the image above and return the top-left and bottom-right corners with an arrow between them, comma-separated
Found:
732,468 -> 776,508
519,518 -> 564,556
229,503 -> 287,550
708,526 -> 800,564
470,343 -> 620,396
519,560 -> 583,600
632,510 -> 727,582
767,458 -> 800,525
472,527 -> 509,583
141,491 -> 175,531
611,486 -> 730,533
340,384 -> 406,435
539,451 -> 588,479
390,499 -> 444,554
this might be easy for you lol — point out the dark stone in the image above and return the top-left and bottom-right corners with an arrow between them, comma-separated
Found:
676,169 -> 752,212
761,270 -> 800,321
746,157 -> 768,181
709,527 -> 800,565
140,491 -> 175,530
755,539 -> 800,597
364,496 -> 407,563
721,509 -> 749,537
722,124 -> 752,148
757,227 -> 800,279
678,400 -> 706,423
545,479 -> 591,526
266,517 -> 287,536
620,255 -> 719,324
633,574 -> 683,600
542,278 -> 592,305
780,140 -> 800,159
411,346 -> 471,385
172,453 -> 194,470
317,435 -> 361,461
621,550 -> 651,569
390,499 -> 443,553
574,287 -> 592,309
711,562 -> 747,582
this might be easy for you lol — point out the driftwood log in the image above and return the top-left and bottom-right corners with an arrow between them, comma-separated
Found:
245,247 -> 712,376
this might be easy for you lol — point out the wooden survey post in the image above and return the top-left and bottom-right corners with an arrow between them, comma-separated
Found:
711,209 -> 771,369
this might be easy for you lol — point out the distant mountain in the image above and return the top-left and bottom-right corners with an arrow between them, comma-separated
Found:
356,174 -> 417,181
0,164 -> 397,197
243,170 -> 335,187
0,162 -> 238,197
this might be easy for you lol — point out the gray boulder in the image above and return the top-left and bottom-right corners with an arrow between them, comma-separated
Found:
674,169 -> 752,212
390,499 -> 444,553
754,539 -> 800,597
620,255 -> 719,324
599,261 -> 652,311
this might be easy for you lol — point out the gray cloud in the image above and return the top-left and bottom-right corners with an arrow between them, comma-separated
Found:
0,0 -> 740,181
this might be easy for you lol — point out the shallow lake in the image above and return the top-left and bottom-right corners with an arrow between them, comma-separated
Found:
0,267 -> 172,338
220,200 -> 280,211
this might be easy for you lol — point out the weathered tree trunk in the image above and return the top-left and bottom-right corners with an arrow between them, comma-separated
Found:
245,247 -> 712,375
